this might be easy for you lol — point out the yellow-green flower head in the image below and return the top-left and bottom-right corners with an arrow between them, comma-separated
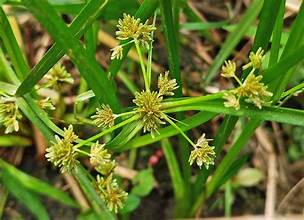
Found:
110,45 -> 123,60
243,47 -> 265,70
133,90 -> 165,137
235,72 -> 272,108
221,60 -> 236,78
158,71 -> 178,96
189,133 -> 216,169
223,92 -> 240,110
45,125 -> 78,173
90,141 -> 111,167
0,96 -> 22,134
91,104 -> 116,128
103,174 -> 128,213
44,63 -> 74,88
38,97 -> 55,111
96,160 -> 116,176
116,14 -> 156,48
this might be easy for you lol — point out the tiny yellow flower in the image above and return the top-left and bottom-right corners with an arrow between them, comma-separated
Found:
158,71 -> 178,96
189,133 -> 216,169
243,47 -> 265,70
96,174 -> 128,213
133,90 -> 165,136
221,60 -> 236,78
116,13 -> 156,49
223,92 -> 240,110
90,141 -> 111,167
0,96 -> 22,134
110,45 -> 123,60
44,63 -> 74,88
91,104 -> 116,128
45,125 -> 78,173
235,72 -> 272,108
116,13 -> 141,40
38,97 -> 55,111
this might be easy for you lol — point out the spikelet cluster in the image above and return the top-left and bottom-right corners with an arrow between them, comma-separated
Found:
91,104 -> 116,128
221,48 -> 272,109
111,13 -> 156,60
90,141 -> 127,213
0,95 -> 22,134
45,125 -> 78,173
43,63 -> 74,89
37,97 -> 55,111
133,72 -> 178,137
189,133 -> 216,169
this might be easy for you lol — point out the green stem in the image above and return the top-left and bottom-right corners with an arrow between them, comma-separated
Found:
76,149 -> 90,156
161,138 -> 187,217
146,12 -> 157,88
161,92 -> 224,109
162,114 -> 195,147
134,39 -> 149,91
75,115 -> 139,148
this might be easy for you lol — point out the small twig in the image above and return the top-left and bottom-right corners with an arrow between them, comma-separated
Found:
62,173 -> 90,211
255,127 -> 277,218
277,178 -> 304,213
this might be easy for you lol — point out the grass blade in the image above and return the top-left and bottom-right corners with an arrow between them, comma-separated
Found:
0,8 -> 29,80
204,0 -> 263,84
72,164 -> 115,220
1,170 -> 49,220
16,0 -> 109,96
0,159 -> 78,207
22,0 -> 120,111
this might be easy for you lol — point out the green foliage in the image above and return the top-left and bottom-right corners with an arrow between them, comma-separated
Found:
0,0 -> 304,218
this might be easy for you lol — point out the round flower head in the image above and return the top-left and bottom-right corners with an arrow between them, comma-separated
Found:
158,71 -> 178,96
0,96 -> 22,134
116,14 -> 141,40
90,141 -> 111,167
235,72 -> 272,108
243,47 -> 265,70
189,133 -> 216,169
133,90 -> 165,137
44,63 -> 74,89
221,60 -> 236,78
95,174 -> 128,213
45,125 -> 78,173
38,97 -> 55,111
116,14 -> 156,49
91,104 -> 116,128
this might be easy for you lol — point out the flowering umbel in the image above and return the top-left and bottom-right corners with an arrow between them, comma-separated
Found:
0,96 -> 22,134
91,104 -> 116,128
221,48 -> 272,109
111,13 -> 156,59
189,134 -> 216,169
45,125 -> 78,173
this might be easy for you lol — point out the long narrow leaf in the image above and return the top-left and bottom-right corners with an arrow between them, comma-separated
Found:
0,159 -> 78,207
16,0 -> 109,96
22,0 -> 120,111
